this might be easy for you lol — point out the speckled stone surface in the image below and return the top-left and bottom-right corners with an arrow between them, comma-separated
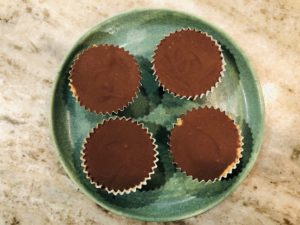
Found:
0,0 -> 299,224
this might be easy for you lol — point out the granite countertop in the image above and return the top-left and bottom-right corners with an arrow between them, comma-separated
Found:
0,0 -> 299,224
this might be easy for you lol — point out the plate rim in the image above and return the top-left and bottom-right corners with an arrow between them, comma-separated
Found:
49,8 -> 265,222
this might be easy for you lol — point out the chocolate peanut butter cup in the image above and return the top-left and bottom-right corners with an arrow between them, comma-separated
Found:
81,117 -> 158,195
69,45 -> 141,114
152,29 -> 225,99
169,107 -> 243,182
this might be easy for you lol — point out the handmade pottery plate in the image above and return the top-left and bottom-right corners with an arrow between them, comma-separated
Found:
50,9 -> 264,222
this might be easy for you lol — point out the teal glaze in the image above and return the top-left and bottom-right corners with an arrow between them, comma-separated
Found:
50,9 -> 265,222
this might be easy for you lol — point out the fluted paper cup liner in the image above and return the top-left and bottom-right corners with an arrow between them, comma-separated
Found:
152,29 -> 226,100
69,44 -> 141,114
169,106 -> 243,183
81,117 -> 159,195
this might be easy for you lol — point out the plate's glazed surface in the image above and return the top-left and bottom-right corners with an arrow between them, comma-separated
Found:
51,9 -> 264,222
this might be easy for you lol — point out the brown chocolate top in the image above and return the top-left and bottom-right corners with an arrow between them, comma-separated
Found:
70,45 -> 140,113
170,108 -> 240,181
83,119 -> 156,191
153,30 -> 223,97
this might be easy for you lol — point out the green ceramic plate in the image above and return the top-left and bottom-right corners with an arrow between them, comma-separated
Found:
51,9 -> 264,222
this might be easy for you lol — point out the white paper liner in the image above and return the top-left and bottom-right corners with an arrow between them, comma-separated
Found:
69,44 -> 141,115
169,106 -> 244,183
152,28 -> 226,100
80,116 -> 159,195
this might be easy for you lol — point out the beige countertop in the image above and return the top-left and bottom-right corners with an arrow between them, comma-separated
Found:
0,0 -> 299,224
